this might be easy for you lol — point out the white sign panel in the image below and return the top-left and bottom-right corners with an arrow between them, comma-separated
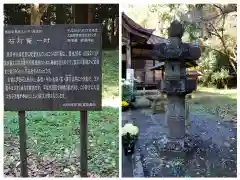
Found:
126,68 -> 134,81
126,68 -> 134,93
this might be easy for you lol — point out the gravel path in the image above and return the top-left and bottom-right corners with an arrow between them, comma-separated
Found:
122,109 -> 237,177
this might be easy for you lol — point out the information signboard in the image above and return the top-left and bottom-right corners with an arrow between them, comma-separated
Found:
4,24 -> 102,111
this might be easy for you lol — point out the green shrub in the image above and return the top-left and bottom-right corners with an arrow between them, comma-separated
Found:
121,79 -> 134,102
212,69 -> 229,89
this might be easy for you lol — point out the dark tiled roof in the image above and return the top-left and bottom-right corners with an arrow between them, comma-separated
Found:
122,12 -> 169,45
187,70 -> 202,76
147,34 -> 168,44
122,12 -> 155,40
122,12 -> 155,34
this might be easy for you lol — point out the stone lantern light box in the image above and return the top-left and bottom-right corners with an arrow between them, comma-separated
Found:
153,20 -> 201,94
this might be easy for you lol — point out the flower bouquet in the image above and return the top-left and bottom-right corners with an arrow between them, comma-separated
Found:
122,123 -> 139,156
121,100 -> 129,111
121,79 -> 136,111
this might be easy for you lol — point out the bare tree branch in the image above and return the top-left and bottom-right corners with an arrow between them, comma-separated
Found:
201,4 -> 236,21
198,5 -> 237,73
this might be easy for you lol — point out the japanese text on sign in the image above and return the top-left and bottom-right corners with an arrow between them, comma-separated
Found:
4,24 -> 102,111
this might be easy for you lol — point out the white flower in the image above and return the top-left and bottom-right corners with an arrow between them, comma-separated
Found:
122,123 -> 139,136
121,79 -> 133,86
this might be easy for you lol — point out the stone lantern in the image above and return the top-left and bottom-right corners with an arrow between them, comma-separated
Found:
153,20 -> 201,151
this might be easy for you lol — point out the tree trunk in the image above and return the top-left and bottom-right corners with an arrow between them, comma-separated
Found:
75,4 -> 88,24
31,4 -> 41,25
31,4 -> 49,25
45,5 -> 52,25
56,4 -> 65,24
88,4 -> 95,24
111,17 -> 115,43
11,4 -> 26,25
115,16 -> 119,49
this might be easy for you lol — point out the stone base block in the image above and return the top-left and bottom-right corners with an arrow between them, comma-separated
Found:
148,96 -> 167,114
159,135 -> 197,156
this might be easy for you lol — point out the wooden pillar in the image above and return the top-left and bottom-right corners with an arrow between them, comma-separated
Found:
153,60 -> 155,83
196,75 -> 198,89
161,68 -> 164,80
126,33 -> 132,69
126,35 -> 131,69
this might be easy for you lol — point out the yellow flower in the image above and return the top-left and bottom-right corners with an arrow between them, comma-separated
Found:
121,101 -> 129,107
122,123 -> 139,136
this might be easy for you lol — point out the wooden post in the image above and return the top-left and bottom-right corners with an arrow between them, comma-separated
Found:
79,4 -> 94,177
17,3 -> 48,177
18,111 -> 28,177
80,111 -> 88,177
16,4 -> 49,177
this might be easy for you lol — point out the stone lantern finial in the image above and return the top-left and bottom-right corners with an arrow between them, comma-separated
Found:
168,20 -> 184,38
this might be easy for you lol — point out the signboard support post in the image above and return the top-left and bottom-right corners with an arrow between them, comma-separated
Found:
79,5 -> 94,177
80,111 -> 88,177
18,111 -> 28,177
